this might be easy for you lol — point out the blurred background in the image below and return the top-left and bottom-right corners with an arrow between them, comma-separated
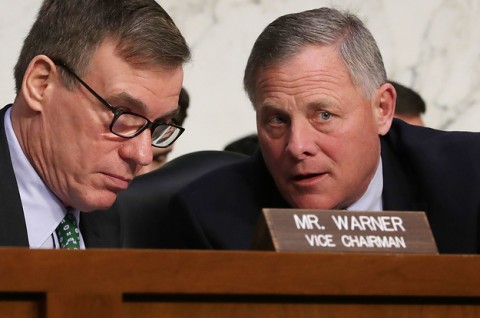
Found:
1,0 -> 480,160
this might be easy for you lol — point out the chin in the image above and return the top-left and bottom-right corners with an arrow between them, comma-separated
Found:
79,194 -> 117,212
288,194 -> 336,210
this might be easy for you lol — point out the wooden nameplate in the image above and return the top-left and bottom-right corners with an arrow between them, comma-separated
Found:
252,209 -> 438,254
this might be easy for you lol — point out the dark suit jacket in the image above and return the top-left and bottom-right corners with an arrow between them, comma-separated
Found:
171,119 -> 480,254
0,105 -> 122,248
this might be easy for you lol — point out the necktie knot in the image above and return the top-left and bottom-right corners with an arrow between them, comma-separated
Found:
56,212 -> 80,249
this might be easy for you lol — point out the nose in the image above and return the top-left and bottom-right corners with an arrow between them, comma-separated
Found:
119,129 -> 153,167
285,120 -> 318,160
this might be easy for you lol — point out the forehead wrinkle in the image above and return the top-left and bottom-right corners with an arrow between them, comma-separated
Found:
302,68 -> 350,87
259,75 -> 346,108
134,66 -> 180,92
260,66 -> 348,91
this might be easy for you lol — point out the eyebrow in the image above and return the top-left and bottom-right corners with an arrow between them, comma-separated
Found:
108,92 -> 148,113
257,103 -> 288,114
108,92 -> 180,122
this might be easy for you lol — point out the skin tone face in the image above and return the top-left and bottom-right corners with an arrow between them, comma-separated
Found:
11,39 -> 184,212
137,146 -> 173,175
254,45 -> 395,209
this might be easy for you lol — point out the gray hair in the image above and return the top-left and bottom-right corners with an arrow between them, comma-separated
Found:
14,0 -> 191,92
243,7 -> 386,103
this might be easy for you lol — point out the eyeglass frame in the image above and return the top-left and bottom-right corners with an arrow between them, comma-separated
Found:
52,59 -> 185,148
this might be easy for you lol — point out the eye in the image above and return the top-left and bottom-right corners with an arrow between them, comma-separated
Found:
319,111 -> 332,121
267,115 -> 287,126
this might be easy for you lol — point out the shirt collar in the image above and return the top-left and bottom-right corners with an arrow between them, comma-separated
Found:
347,159 -> 383,211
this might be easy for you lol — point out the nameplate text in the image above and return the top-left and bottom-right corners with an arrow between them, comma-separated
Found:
252,209 -> 437,254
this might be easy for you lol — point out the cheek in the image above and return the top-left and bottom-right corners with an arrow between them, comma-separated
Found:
319,125 -> 371,169
334,130 -> 380,180
258,131 -> 282,160
258,134 -> 285,179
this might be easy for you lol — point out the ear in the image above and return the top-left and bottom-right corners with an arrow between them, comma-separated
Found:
372,82 -> 396,136
21,55 -> 57,112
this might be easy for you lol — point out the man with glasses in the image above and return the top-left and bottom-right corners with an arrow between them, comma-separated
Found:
0,0 -> 190,248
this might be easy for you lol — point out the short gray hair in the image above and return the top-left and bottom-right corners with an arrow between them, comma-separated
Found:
14,0 -> 191,92
243,7 -> 386,103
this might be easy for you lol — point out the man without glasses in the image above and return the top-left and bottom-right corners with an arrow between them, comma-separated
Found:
172,7 -> 480,254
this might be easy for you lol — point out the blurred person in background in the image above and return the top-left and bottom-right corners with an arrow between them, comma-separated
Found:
390,80 -> 426,126
138,87 -> 190,175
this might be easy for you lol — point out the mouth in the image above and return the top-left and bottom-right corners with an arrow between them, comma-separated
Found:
292,173 -> 322,181
103,173 -> 132,191
290,172 -> 327,186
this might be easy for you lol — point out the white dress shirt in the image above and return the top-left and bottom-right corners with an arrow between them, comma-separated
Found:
346,159 -> 383,212
4,107 -> 85,249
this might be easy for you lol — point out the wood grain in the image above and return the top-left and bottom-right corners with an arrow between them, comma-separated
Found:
0,248 -> 479,317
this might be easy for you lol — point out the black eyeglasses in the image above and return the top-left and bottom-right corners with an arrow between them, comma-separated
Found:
53,60 -> 184,148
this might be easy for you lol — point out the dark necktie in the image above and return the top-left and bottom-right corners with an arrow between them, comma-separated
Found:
55,212 -> 81,249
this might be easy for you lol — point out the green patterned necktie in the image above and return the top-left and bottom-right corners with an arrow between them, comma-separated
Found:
55,212 -> 81,249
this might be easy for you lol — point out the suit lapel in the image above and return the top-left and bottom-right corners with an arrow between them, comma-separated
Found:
381,135 -> 426,212
0,105 -> 29,246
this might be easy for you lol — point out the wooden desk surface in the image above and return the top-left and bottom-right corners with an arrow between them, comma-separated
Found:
0,248 -> 478,296
1,248 -> 479,318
